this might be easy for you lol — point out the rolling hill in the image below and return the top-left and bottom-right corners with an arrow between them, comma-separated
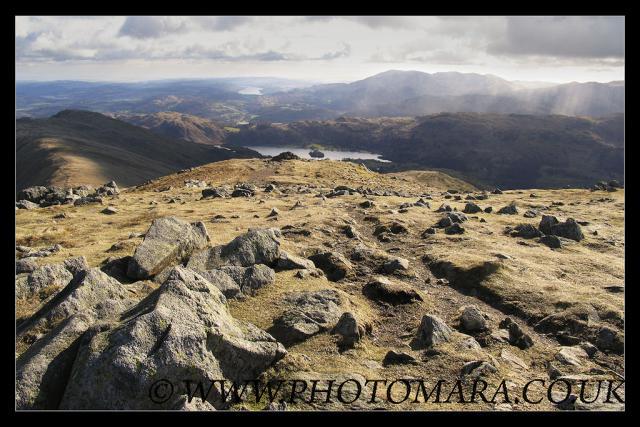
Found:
16,110 -> 261,190
113,112 -> 226,145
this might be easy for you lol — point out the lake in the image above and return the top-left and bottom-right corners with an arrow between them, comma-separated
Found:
246,146 -> 390,162
238,87 -> 263,95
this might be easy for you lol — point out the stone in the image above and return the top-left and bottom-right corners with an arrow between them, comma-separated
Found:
16,313 -> 94,409
459,305 -> 488,332
59,267 -> 286,409
276,251 -> 316,270
461,361 -> 497,378
63,256 -> 90,276
343,225 -> 359,238
359,200 -> 375,209
333,312 -> 365,347
219,264 -> 275,296
16,200 -> 39,210
17,268 -> 133,339
269,290 -> 345,346
308,251 -> 353,281
415,315 -> 453,347
500,349 -> 529,370
555,346 -> 588,367
73,196 -> 103,206
463,203 -> 482,214
17,186 -> 49,203
444,223 -> 465,235
363,277 -> 422,305
422,227 -> 436,237
100,206 -> 117,215
382,350 -> 417,366
16,258 -> 39,274
595,326 -> 623,353
436,216 -> 453,228
382,257 -> 409,274
201,188 -> 226,198
497,202 -> 518,215
500,317 -> 534,349
523,209 -> 538,218
484,207 -> 493,213
267,208 -> 280,217
127,217 -> 210,280
16,263 -> 74,300
271,152 -> 299,161
550,218 -> 585,242
436,204 -> 452,213
511,224 -> 543,239
539,235 -> 562,249
539,215 -> 560,235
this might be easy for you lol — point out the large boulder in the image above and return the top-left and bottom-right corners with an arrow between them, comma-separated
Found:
127,217 -> 210,279
17,268 -> 133,338
187,228 -> 281,271
269,290 -> 345,346
308,251 -> 353,281
59,267 -> 286,410
16,314 -> 94,409
16,263 -> 73,300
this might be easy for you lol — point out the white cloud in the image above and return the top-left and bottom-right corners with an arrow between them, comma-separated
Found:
15,16 -> 625,83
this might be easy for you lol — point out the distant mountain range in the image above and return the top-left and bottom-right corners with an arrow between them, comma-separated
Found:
16,110 -> 260,190
227,112 -> 624,189
16,71 -> 624,124
264,71 -> 625,118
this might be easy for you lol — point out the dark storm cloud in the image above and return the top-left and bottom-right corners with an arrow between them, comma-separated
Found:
488,16 -> 624,59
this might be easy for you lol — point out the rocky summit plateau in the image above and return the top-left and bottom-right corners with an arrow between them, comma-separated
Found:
15,157 -> 624,411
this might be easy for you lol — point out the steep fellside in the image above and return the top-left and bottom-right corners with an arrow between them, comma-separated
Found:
226,113 -> 624,189
16,110 -> 261,190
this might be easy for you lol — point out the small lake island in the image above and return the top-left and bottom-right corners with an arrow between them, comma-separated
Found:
309,149 -> 325,158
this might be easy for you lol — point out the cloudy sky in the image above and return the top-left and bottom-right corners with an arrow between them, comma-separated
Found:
15,16 -> 625,83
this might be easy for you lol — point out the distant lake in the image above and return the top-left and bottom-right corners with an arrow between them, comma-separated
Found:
246,146 -> 390,162
238,87 -> 263,95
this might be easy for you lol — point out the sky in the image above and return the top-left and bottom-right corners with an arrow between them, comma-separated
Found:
15,16 -> 625,84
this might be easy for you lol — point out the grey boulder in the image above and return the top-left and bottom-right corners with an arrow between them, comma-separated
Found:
59,267 -> 286,409
127,217 -> 210,279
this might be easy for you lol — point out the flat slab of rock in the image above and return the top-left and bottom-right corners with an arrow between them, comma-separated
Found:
127,217 -> 210,279
276,251 -> 315,270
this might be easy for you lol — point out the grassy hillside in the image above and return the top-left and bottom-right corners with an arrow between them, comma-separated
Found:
226,113 -> 624,189
16,110 -> 261,190
114,112 -> 226,145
